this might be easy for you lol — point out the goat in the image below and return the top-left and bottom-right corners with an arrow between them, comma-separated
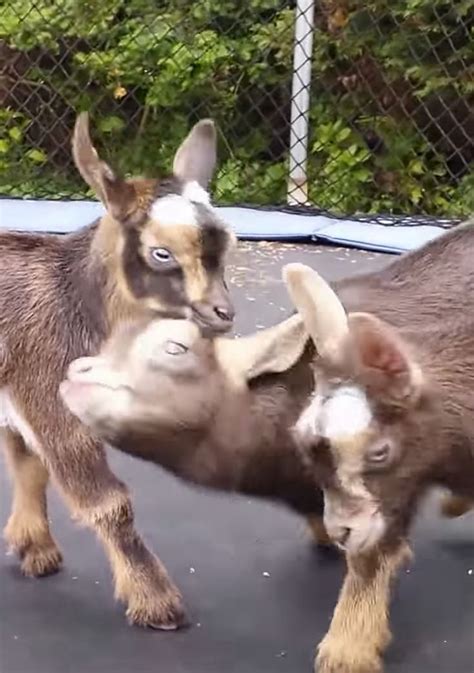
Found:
0,112 -> 235,630
59,222 -> 473,670
60,313 -> 327,527
284,229 -> 474,672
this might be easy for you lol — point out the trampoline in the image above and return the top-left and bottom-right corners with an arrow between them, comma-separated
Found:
1,238 -> 473,673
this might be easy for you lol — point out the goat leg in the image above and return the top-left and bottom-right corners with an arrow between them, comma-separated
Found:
37,413 -> 187,630
315,540 -> 411,673
2,430 -> 62,577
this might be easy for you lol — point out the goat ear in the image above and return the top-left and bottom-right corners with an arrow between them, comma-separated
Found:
72,112 -> 136,220
215,314 -> 308,385
349,313 -> 422,404
283,263 -> 348,362
173,119 -> 217,188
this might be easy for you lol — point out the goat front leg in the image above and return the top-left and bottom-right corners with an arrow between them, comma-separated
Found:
315,541 -> 411,673
2,430 -> 62,577
42,421 -> 186,630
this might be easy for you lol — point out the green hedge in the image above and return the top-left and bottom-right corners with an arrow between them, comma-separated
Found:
1,0 -> 473,215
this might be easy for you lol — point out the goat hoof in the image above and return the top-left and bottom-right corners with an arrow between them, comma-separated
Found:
316,639 -> 383,673
126,591 -> 188,631
20,545 -> 63,577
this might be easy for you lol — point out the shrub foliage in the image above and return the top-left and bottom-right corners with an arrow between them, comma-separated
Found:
1,0 -> 473,215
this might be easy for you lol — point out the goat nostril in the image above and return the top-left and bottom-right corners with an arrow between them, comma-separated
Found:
339,527 -> 351,545
214,306 -> 234,322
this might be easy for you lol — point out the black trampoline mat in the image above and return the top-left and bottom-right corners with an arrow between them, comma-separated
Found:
1,243 -> 473,673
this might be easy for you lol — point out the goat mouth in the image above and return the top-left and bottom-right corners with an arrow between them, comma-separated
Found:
343,517 -> 386,555
191,310 -> 233,336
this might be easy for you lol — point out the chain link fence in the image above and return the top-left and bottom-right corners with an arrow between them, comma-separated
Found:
1,1 -> 473,217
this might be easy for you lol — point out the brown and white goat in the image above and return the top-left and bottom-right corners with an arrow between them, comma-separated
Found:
285,245 -> 474,673
60,223 -> 473,670
0,112 -> 235,630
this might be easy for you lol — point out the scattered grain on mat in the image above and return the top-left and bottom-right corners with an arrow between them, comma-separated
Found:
468,569 -> 473,575
262,571 -> 270,578
189,567 -> 196,574
72,576 -> 78,580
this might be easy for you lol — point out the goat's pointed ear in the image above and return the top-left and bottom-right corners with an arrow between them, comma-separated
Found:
349,313 -> 422,405
72,112 -> 136,220
283,263 -> 348,362
173,119 -> 217,188
215,314 -> 309,385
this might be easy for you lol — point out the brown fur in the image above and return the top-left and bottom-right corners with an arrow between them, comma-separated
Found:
0,113 -> 233,629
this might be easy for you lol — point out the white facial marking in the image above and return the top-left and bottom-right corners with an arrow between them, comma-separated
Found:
321,386 -> 372,440
151,194 -> 198,227
182,181 -> 211,205
294,385 -> 372,444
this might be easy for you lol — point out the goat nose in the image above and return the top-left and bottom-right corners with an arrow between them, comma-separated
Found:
213,305 -> 235,322
333,526 -> 351,547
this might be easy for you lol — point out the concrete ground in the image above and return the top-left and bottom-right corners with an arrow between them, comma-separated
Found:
1,243 -> 473,673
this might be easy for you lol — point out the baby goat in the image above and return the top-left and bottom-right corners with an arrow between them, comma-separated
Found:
285,235 -> 474,672
60,314 -> 326,523
1,112 -> 235,630
60,223 -> 473,671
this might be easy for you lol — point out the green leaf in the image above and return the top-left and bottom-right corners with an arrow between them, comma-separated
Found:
26,149 -> 47,164
8,127 -> 22,142
98,115 -> 126,134
408,159 -> 424,175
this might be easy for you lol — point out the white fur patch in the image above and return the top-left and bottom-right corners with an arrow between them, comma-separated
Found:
321,386 -> 372,440
294,386 -> 372,444
151,195 -> 198,227
0,389 -> 42,455
182,181 -> 211,205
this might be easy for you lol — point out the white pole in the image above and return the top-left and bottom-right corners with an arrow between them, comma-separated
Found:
287,0 -> 315,205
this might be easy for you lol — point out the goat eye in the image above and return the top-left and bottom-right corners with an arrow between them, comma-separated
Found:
150,247 -> 174,263
165,340 -> 188,356
368,442 -> 391,464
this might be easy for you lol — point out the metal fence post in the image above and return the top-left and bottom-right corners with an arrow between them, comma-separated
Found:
287,0 -> 315,206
